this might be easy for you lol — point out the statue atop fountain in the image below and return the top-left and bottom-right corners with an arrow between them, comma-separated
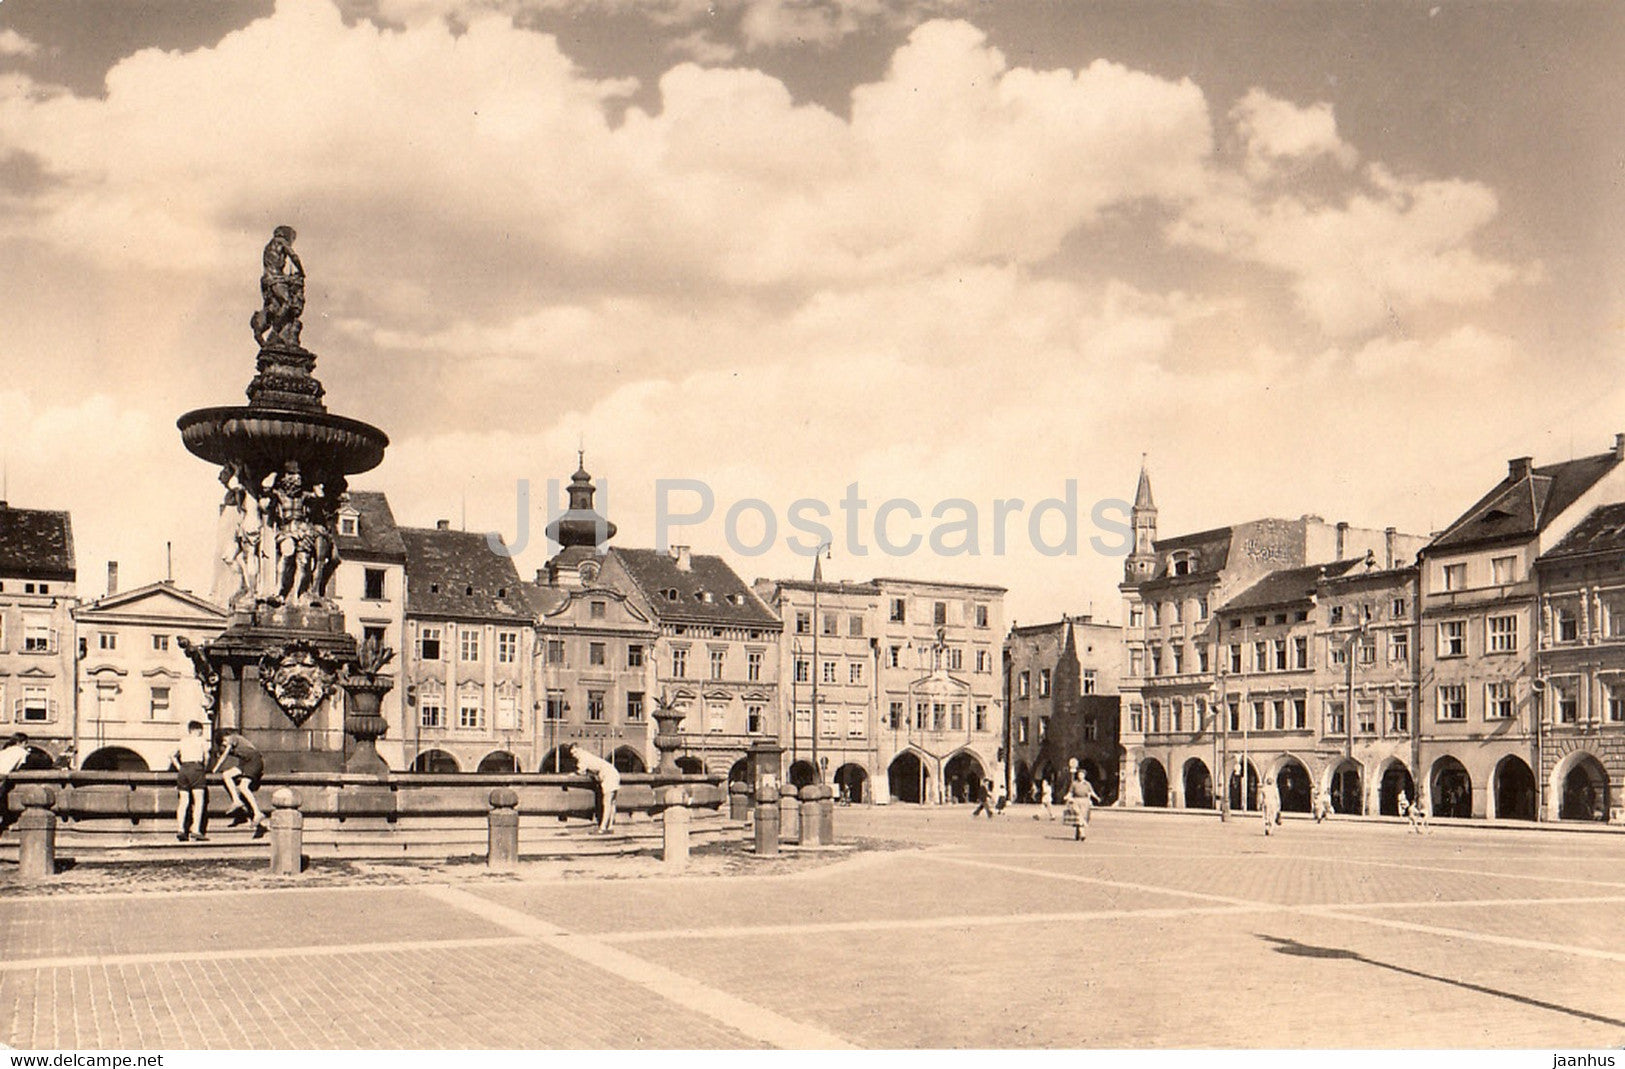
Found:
178,228 -> 391,771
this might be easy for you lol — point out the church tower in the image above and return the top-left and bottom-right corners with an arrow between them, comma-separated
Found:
543,452 -> 617,587
1124,456 -> 1158,585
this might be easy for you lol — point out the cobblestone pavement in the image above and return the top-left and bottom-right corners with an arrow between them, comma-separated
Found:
5,806 -> 1625,1049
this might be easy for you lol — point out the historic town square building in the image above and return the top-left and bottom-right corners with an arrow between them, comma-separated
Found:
0,502 -> 78,768
1005,613 -> 1121,803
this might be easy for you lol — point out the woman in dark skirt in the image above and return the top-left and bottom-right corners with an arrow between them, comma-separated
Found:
1062,758 -> 1100,842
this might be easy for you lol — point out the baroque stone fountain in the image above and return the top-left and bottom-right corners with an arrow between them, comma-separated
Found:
177,227 -> 393,772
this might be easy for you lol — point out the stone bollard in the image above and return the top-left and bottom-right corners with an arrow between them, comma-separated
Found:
779,784 -> 801,843
817,784 -> 836,845
15,785 -> 57,882
754,783 -> 780,856
799,785 -> 826,847
728,781 -> 752,821
661,786 -> 691,870
268,787 -> 303,876
488,788 -> 520,870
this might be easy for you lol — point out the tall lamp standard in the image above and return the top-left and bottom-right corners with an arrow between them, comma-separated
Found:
1214,615 -> 1229,821
1340,613 -> 1371,813
810,542 -> 831,784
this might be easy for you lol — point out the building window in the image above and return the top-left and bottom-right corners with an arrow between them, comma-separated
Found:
1149,603 -> 1161,627
747,650 -> 762,682
1555,680 -> 1578,723
794,658 -> 810,683
933,602 -> 948,627
589,641 -> 606,666
1390,632 -> 1409,663
98,632 -> 117,651
1485,680 -> 1514,719
1169,700 -> 1182,733
822,612 -> 838,637
890,598 -> 906,623
459,630 -> 480,662
1438,621 -> 1466,658
545,638 -> 566,664
889,646 -> 902,668
1442,563 -> 1467,591
628,644 -> 644,668
1329,605 -> 1345,626
1017,671 -> 1031,698
149,686 -> 170,719
457,695 -> 483,731
1149,701 -> 1162,733
1254,640 -> 1268,672
974,704 -> 989,732
1038,668 -> 1052,697
1487,615 -> 1518,654
1128,705 -> 1144,733
1129,605 -> 1144,629
1355,699 -> 1376,735
747,704 -> 764,734
587,690 -> 605,722
364,568 -> 386,600
1556,605 -> 1579,643
849,615 -> 865,637
1228,644 -> 1242,674
1171,645 -> 1185,674
1227,701 -> 1241,733
822,660 -> 837,684
796,612 -> 811,635
975,604 -> 989,628
1129,649 -> 1144,677
627,692 -> 645,722
672,648 -> 688,678
1171,600 -> 1185,625
1149,647 -> 1162,677
1292,636 -> 1308,670
1252,700 -> 1267,732
545,692 -> 565,721
421,697 -> 444,728
1038,715 -> 1049,740
708,702 -> 728,733
418,627 -> 442,661
497,631 -> 519,664
888,701 -> 903,729
1082,668 -> 1097,695
1017,717 -> 1029,744
590,600 -> 607,619
1197,596 -> 1209,620
495,694 -> 520,732
1391,597 -> 1407,619
1491,556 -> 1517,585
1608,684 -> 1625,724
710,649 -> 726,680
846,710 -> 863,737
1271,699 -> 1287,731
1325,700 -> 1346,735
1292,697 -> 1307,730
1273,639 -> 1288,671
152,634 -> 169,652
1356,635 -> 1376,665
800,707 -> 816,735
1437,685 -> 1466,721
339,513 -> 358,537
1387,698 -> 1409,733
849,661 -> 863,684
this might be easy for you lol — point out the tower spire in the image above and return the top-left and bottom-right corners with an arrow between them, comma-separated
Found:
1125,454 -> 1158,585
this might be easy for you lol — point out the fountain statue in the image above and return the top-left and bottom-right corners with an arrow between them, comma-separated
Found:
177,228 -> 392,772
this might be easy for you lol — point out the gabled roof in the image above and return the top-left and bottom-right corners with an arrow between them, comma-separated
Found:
1221,560 -> 1359,613
1540,501 -> 1625,562
1429,451 -> 1620,553
0,504 -> 74,581
76,581 -> 226,621
608,548 -> 781,629
336,490 -> 406,563
399,527 -> 529,621
1139,526 -> 1234,586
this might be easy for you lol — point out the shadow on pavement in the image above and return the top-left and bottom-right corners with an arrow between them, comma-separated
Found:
1258,933 -> 1625,1030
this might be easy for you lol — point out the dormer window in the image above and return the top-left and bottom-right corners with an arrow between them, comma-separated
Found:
338,511 -> 359,537
664,588 -> 680,601
429,583 -> 440,594
1170,551 -> 1196,577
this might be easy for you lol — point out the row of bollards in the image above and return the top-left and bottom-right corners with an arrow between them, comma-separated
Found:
750,783 -> 835,856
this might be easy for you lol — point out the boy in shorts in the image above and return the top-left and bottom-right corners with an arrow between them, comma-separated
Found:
214,732 -> 268,836
170,721 -> 210,841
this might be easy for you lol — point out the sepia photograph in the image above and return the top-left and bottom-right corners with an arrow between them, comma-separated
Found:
1,0 -> 1623,1055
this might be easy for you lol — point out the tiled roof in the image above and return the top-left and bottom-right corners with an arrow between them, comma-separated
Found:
1221,560 -> 1360,613
336,490 -> 406,562
1429,451 -> 1620,552
0,504 -> 75,581
399,527 -> 529,621
1541,502 -> 1625,561
609,548 -> 781,629
1140,526 -> 1234,585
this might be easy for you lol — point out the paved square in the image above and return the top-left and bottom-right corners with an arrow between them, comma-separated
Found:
4,807 -> 1625,1048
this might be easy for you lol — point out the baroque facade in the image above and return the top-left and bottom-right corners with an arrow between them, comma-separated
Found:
0,502 -> 77,765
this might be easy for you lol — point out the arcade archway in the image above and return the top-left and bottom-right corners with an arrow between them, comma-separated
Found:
943,751 -> 987,804
611,747 -> 647,774
1559,753 -> 1609,821
538,746 -> 576,773
1277,758 -> 1314,812
1228,760 -> 1260,811
81,746 -> 148,772
1377,760 -> 1414,816
1327,758 -> 1362,815
788,760 -> 820,788
477,751 -> 518,774
1139,758 -> 1168,808
1182,759 -> 1213,809
834,763 -> 869,804
1431,756 -> 1473,818
1493,755 -> 1536,820
676,756 -> 706,775
413,749 -> 460,773
888,751 -> 930,804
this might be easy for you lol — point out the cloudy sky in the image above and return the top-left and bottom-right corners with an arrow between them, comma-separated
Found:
1,0 -> 1622,625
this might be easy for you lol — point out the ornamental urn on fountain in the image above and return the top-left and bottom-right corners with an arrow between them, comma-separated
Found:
175,227 -> 390,771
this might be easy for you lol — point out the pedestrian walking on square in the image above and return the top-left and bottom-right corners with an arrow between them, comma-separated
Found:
213,732 -> 268,836
170,720 -> 210,841
994,778 -> 1010,815
971,776 -> 996,818
1037,778 -> 1056,820
569,745 -> 621,833
1410,791 -> 1430,834
1261,774 -> 1281,836
1063,759 -> 1099,842
1312,780 -> 1332,823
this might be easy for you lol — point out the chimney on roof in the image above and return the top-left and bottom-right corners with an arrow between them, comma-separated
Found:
670,545 -> 692,571
1509,456 -> 1534,480
1614,433 -> 1625,460
106,561 -> 118,596
1384,527 -> 1397,570
1335,521 -> 1349,560
436,519 -> 451,531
